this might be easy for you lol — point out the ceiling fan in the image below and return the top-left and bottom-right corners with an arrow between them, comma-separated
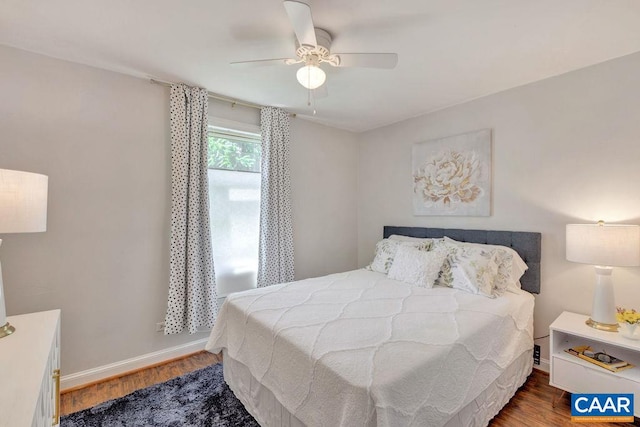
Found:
231,0 -> 398,91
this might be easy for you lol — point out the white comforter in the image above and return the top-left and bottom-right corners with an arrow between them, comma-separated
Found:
206,269 -> 534,427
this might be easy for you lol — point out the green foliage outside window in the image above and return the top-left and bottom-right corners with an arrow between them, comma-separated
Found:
208,134 -> 261,173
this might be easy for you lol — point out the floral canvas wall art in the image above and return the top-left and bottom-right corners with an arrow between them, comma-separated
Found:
412,129 -> 491,216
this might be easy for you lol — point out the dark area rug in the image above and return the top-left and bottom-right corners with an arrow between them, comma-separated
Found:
61,363 -> 259,427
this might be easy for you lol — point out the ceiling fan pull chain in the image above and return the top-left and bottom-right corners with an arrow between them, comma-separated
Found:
306,87 -> 317,114
311,89 -> 317,115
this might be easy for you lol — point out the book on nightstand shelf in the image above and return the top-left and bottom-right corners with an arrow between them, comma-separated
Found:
565,345 -> 635,373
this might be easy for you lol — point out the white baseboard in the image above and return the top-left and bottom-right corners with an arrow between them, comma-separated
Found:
534,358 -> 550,373
61,338 -> 209,391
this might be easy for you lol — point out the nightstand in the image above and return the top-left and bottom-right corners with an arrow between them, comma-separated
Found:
550,311 -> 640,417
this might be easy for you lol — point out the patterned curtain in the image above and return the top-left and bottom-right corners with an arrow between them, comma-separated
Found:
257,107 -> 295,287
165,84 -> 218,334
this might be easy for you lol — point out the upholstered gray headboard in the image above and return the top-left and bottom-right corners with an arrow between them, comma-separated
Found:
383,226 -> 542,294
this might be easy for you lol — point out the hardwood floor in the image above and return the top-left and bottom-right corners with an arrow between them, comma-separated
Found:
62,356 -> 639,426
60,351 -> 221,416
492,369 -> 639,426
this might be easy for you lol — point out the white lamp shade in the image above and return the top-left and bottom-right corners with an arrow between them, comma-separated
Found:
296,65 -> 326,89
0,169 -> 48,233
566,223 -> 640,267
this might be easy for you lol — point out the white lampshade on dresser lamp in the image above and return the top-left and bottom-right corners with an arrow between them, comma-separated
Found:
0,169 -> 48,338
566,221 -> 640,332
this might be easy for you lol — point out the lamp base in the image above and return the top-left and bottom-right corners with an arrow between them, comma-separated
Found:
0,322 -> 15,338
586,317 -> 619,332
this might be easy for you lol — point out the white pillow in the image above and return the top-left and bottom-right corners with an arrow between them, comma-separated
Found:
388,234 -> 442,244
435,240 -> 499,297
442,237 -> 528,296
387,245 -> 447,288
507,281 -> 523,293
367,238 -> 435,274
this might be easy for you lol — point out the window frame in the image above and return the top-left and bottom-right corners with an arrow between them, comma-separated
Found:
207,120 -> 262,298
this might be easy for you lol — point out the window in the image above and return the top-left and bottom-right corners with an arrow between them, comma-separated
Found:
207,126 -> 261,297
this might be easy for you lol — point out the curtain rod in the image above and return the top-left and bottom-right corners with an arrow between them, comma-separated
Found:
150,78 -> 263,110
150,78 -> 296,118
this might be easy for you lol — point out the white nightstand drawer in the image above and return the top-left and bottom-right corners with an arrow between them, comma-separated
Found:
553,356 -> 640,397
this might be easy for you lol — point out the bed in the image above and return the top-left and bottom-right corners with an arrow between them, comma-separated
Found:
206,226 -> 541,427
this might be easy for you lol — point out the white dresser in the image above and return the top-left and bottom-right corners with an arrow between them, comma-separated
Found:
0,310 -> 61,427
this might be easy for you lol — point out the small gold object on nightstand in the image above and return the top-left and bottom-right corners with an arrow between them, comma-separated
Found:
585,317 -> 619,332
0,322 -> 15,338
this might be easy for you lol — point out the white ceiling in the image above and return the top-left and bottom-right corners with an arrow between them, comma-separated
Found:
2,0 -> 640,132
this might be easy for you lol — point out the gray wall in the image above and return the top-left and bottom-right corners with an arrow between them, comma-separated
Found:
357,51 -> 640,362
5,40 -> 640,374
0,45 -> 358,375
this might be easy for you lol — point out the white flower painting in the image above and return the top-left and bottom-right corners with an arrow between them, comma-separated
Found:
413,129 -> 491,216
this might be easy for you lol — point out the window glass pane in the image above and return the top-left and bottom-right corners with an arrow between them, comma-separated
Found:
207,131 -> 261,173
208,127 -> 261,297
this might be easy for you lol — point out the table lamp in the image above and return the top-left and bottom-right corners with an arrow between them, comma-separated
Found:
0,169 -> 48,338
566,221 -> 640,332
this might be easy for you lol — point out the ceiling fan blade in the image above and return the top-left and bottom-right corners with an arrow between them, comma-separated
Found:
333,53 -> 398,69
230,58 -> 293,68
283,1 -> 317,47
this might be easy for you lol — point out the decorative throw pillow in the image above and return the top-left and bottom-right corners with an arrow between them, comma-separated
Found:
451,249 -> 500,298
442,237 -> 528,296
387,245 -> 447,288
367,238 -> 435,274
493,251 -> 514,296
434,240 -> 500,298
366,239 -> 397,273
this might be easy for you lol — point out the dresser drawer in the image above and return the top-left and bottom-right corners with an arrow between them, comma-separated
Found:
0,310 -> 61,427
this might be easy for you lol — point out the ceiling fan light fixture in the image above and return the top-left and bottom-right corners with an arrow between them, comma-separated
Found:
296,64 -> 326,89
